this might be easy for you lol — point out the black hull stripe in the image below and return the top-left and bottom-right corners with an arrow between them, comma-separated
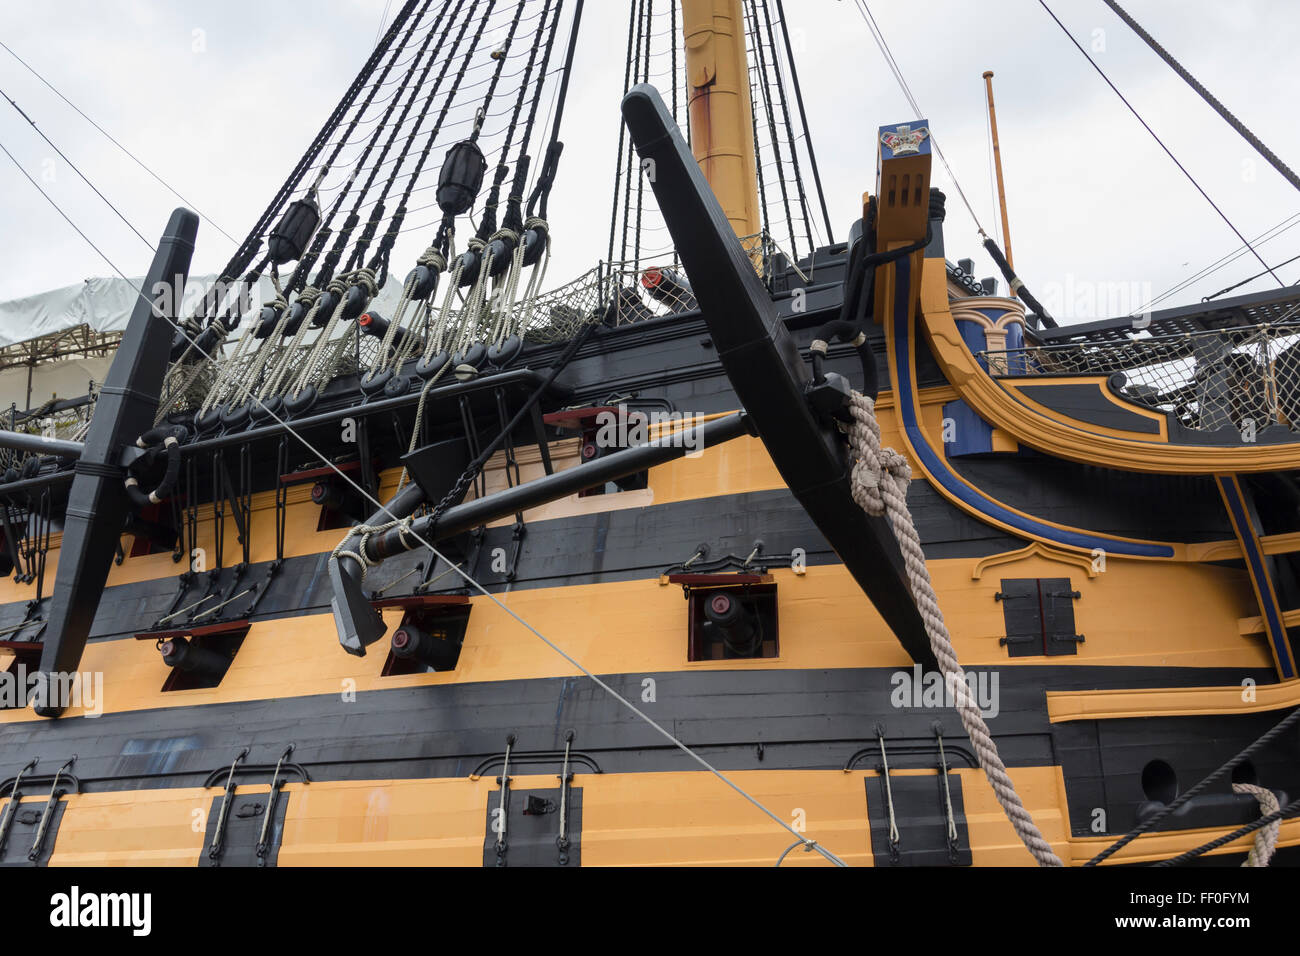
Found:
0,484 -> 1022,644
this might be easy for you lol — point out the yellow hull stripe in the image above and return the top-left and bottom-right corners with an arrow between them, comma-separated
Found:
0,554 -> 1271,724
28,766 -> 1289,867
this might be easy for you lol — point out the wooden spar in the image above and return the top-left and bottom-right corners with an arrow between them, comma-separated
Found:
680,0 -> 762,252
982,70 -> 1015,274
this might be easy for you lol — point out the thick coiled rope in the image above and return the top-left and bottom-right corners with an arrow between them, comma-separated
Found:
330,516 -> 416,584
846,388 -> 1063,867
1232,782 -> 1279,867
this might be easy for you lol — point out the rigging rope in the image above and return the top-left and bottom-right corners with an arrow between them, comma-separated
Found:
631,0 -> 653,272
360,0 -> 474,282
844,385 -> 1062,866
298,1 -> 453,293
343,1 -> 452,275
0,38 -> 235,245
187,0 -> 443,403
527,0 -> 584,220
1154,797 -> 1299,867
1102,0 -> 1300,198
1133,211 -> 1300,315
757,0 -> 817,251
222,0 -> 426,310
1090,703 -> 1300,865
746,0 -> 810,261
607,0 -> 643,265
369,0 -> 482,276
1038,0 -> 1284,288
0,86 -> 152,249
743,0 -> 792,261
478,0 -> 553,239
261,0 -> 504,404
773,0 -> 834,244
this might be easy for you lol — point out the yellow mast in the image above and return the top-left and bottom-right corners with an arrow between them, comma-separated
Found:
982,70 -> 1014,271
681,0 -> 762,249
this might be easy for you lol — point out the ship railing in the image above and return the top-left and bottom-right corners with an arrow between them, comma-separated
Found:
0,402 -> 94,472
518,234 -> 799,344
518,256 -> 698,344
980,320 -> 1300,435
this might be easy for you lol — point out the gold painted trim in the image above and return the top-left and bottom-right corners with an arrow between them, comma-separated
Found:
886,256 -> 1191,562
1047,680 -> 1300,723
1239,607 -> 1300,636
919,255 -> 1300,474
1261,531 -> 1300,555
971,541 -> 1101,580
1186,539 -> 1243,563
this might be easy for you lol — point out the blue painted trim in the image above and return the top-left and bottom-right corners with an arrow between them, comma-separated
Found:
1217,476 -> 1295,679
892,257 -> 1175,559
942,400 -> 994,456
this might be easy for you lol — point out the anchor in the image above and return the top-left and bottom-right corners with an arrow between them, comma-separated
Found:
0,209 -> 199,716
619,85 -> 936,668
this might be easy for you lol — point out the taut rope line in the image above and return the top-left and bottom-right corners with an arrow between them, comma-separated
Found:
845,386 -> 1063,867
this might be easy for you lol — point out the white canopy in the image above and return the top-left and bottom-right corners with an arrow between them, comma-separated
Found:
0,273 -> 409,348
0,273 -> 410,411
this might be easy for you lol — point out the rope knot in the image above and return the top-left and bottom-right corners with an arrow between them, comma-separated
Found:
418,247 -> 446,270
847,392 -> 904,516
880,448 -> 912,484
351,268 -> 379,297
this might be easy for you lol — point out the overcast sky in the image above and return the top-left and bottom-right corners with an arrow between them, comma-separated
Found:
0,0 -> 1297,324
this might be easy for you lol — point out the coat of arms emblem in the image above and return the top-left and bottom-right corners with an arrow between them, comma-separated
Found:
880,124 -> 930,155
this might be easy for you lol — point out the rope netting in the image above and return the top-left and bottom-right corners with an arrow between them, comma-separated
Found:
981,321 -> 1300,435
0,403 -> 93,471
520,234 -> 796,341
